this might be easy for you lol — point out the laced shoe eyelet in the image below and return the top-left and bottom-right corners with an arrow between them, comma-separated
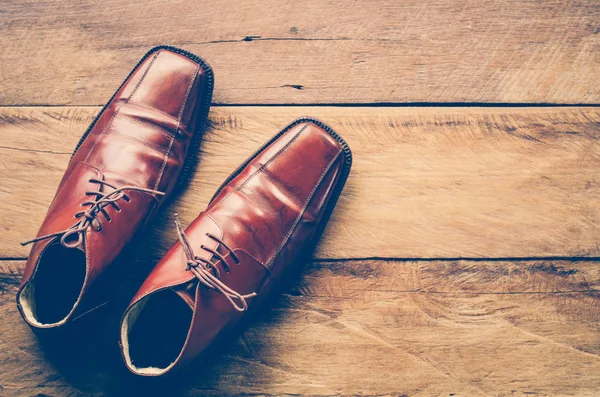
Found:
21,179 -> 165,254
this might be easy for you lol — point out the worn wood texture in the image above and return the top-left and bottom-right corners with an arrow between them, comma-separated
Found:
1,0 -> 599,105
1,259 -> 599,396
1,106 -> 600,260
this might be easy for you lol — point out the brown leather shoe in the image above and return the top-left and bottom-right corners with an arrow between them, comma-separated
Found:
17,46 -> 214,329
119,118 -> 352,376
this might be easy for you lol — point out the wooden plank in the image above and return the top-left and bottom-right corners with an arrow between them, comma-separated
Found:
2,106 -> 600,260
1,0 -> 599,105
1,259 -> 599,396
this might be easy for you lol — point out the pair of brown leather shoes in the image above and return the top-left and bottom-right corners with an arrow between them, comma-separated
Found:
17,46 -> 352,376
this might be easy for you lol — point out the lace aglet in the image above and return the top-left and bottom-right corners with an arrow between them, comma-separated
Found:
20,236 -> 48,246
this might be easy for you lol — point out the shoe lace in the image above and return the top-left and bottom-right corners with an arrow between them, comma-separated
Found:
174,215 -> 257,312
21,178 -> 165,249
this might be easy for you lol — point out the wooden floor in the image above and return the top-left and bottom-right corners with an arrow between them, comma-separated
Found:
1,1 -> 600,396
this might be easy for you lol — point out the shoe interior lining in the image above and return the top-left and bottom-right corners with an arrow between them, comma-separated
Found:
18,242 -> 87,328
120,288 -> 193,376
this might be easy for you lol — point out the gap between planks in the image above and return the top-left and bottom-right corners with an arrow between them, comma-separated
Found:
2,103 -> 600,108
1,0 -> 599,105
3,256 -> 600,262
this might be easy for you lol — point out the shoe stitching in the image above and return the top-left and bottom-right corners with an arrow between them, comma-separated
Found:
265,149 -> 342,269
218,123 -> 310,205
153,63 -> 200,191
119,107 -> 183,140
83,51 -> 160,163
258,169 -> 304,208
79,161 -> 161,206
206,213 -> 224,237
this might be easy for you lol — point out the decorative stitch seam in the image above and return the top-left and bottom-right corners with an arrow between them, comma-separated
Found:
118,108 -> 180,140
219,123 -> 310,204
206,213 -> 224,237
153,64 -> 200,191
258,170 -> 303,208
265,149 -> 342,269
83,52 -> 160,163
79,162 -> 160,205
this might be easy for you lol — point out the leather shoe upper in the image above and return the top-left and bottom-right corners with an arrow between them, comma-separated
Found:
17,46 -> 213,329
119,118 -> 352,376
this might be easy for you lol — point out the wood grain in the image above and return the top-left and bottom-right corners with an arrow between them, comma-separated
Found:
1,0 -> 599,105
1,106 -> 600,260
1,258 -> 599,396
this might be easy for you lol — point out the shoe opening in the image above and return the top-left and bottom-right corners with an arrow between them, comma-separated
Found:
120,288 -> 193,376
18,241 -> 87,328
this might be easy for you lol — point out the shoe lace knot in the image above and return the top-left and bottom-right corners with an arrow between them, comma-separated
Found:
174,215 -> 256,312
21,177 -> 165,249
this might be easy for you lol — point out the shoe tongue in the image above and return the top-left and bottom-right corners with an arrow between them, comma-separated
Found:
170,281 -> 198,309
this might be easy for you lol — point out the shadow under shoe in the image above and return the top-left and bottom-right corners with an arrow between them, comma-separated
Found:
23,249 -> 185,395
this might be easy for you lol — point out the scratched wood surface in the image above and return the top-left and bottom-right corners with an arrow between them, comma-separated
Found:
2,0 -> 600,396
1,0 -> 600,105
1,107 -> 600,260
1,259 -> 599,396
